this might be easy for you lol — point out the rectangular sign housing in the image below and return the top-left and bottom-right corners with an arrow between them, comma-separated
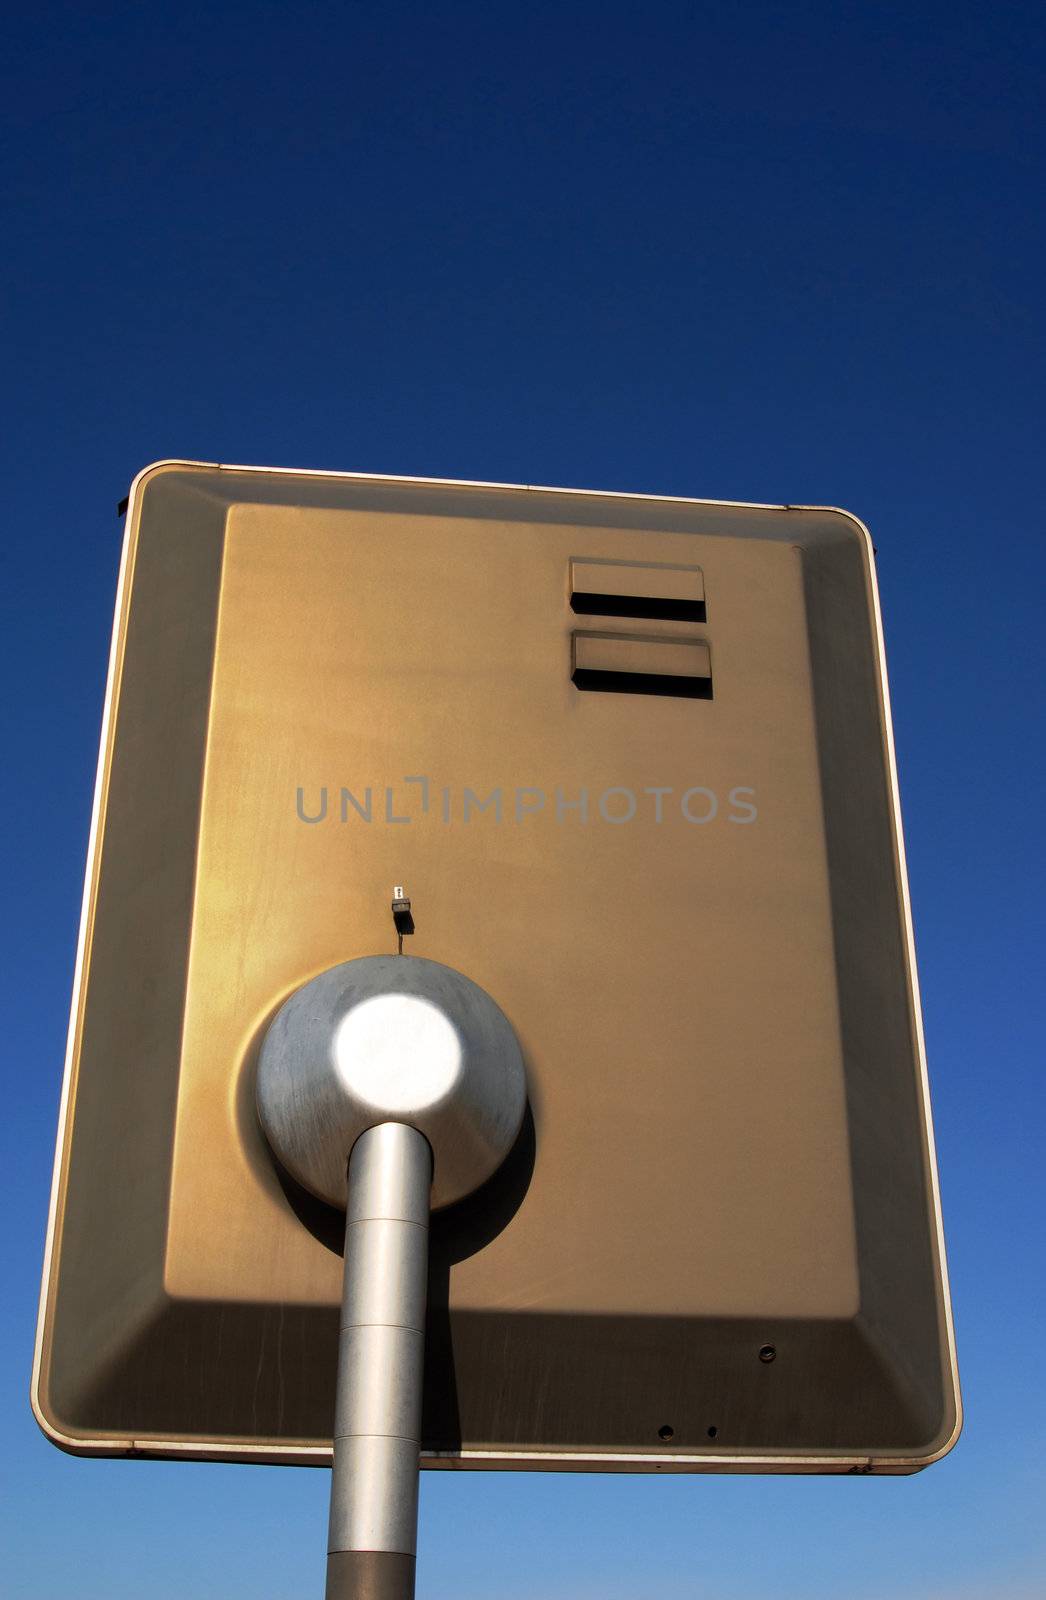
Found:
33,463 -> 960,1473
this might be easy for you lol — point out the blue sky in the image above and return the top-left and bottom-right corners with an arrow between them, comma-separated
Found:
3,2 -> 1045,1595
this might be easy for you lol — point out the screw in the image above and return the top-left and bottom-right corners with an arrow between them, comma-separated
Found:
758,1344 -> 776,1363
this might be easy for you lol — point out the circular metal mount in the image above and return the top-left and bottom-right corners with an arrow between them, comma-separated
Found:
257,955 -> 527,1210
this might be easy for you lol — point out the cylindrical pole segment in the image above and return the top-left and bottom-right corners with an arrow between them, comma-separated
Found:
326,1122 -> 432,1600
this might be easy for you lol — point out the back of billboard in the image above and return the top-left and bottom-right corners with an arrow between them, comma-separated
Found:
33,462 -> 959,1473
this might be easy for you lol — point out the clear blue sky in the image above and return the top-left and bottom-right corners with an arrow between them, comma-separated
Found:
3,3 -> 1044,1596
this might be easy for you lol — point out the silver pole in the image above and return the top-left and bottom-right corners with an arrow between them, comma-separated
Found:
257,954 -> 526,1598
326,1122 -> 432,1600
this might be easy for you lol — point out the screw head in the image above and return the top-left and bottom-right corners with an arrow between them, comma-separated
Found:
758,1343 -> 777,1363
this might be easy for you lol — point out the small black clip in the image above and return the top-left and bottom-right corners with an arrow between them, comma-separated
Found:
392,886 -> 414,952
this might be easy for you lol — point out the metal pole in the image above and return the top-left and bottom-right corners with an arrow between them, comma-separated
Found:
326,1122 -> 432,1600
257,953 -> 526,1597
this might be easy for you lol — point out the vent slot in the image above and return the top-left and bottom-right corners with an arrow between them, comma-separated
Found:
572,632 -> 713,699
570,559 -> 706,623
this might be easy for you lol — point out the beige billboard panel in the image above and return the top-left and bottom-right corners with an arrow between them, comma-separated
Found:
33,463 -> 959,1473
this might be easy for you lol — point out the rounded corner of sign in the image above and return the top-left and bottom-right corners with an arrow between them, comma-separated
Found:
784,504 -> 875,563
30,1375 -> 125,1459
901,1392 -> 965,1473
819,505 -> 876,556
133,457 -> 193,487
928,1390 -> 965,1466
126,458 -> 218,512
